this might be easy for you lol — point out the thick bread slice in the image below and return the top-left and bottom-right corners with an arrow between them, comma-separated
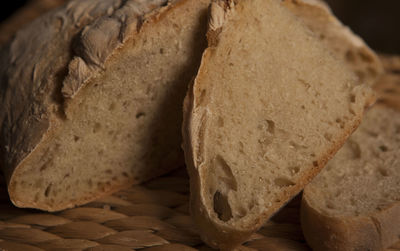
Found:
0,0 -> 210,211
301,105 -> 400,251
182,0 -> 375,249
282,0 -> 384,85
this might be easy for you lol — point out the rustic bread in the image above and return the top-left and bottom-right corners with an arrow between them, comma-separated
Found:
282,0 -> 384,85
0,0 -> 210,212
182,0 -> 375,249
301,105 -> 400,251
0,0 -> 66,47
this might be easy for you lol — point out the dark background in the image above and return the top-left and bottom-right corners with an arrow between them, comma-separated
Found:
1,0 -> 400,54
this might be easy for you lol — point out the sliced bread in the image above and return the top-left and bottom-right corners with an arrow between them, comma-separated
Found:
282,0 -> 384,85
301,105 -> 400,251
0,0 -> 210,212
301,57 -> 400,251
182,0 -> 375,249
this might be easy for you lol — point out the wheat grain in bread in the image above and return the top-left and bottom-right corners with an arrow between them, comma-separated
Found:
282,0 -> 384,85
182,0 -> 375,249
301,105 -> 400,251
0,0 -> 210,212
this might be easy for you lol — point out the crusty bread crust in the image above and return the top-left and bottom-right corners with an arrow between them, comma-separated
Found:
301,57 -> 400,251
1,0 -> 209,212
182,0 -> 375,249
302,173 -> 400,251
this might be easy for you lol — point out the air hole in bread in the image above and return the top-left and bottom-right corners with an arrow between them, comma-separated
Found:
197,89 -> 207,107
313,161 -> 318,167
40,160 -> 52,172
213,191 -> 233,222
384,88 -> 396,94
274,177 -> 295,187
122,172 -> 129,178
289,141 -> 308,150
345,50 -> 356,63
136,112 -> 145,119
213,155 -> 238,191
326,201 -> 335,209
378,168 -> 389,177
159,48 -> 164,54
93,123 -> 101,133
259,120 -> 275,134
44,184 -> 52,197
238,141 -> 244,153
73,135 -> 80,142
379,145 -> 388,152
350,94 -> 356,103
348,140 -> 361,159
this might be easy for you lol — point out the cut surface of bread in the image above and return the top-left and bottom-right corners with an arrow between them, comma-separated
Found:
182,0 -> 375,249
283,0 -> 384,85
0,0 -> 210,211
301,105 -> 400,251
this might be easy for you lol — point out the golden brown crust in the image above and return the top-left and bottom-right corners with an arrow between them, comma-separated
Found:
301,192 -> 382,251
302,189 -> 400,251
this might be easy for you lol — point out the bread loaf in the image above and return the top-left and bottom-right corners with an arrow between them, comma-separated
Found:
301,105 -> 400,251
182,0 -> 375,249
283,0 -> 384,85
0,0 -> 210,212
301,55 -> 400,251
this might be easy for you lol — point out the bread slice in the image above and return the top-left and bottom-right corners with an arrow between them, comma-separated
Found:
0,0 -> 210,212
282,0 -> 384,85
182,0 -> 375,249
301,105 -> 400,251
